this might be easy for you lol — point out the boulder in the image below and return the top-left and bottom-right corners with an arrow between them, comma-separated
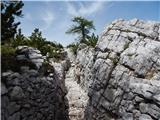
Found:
16,46 -> 45,69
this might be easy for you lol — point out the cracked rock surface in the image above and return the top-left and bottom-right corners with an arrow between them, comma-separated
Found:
73,19 -> 160,120
1,19 -> 160,120
64,48 -> 89,120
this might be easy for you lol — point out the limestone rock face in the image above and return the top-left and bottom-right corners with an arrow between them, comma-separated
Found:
73,19 -> 160,120
16,46 -> 45,69
2,19 -> 160,120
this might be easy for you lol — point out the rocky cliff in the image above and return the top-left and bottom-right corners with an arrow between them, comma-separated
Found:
71,19 -> 160,120
1,19 -> 160,120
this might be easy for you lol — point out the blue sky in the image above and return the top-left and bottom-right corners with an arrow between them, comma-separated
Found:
19,1 -> 160,46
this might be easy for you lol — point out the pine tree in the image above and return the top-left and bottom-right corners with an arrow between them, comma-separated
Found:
12,28 -> 29,47
1,1 -> 24,43
66,16 -> 95,43
29,28 -> 46,49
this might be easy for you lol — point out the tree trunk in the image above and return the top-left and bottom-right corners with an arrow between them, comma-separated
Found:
81,26 -> 85,43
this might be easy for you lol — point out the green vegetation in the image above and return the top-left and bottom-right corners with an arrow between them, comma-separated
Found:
66,16 -> 98,54
67,43 -> 79,55
1,45 -> 16,56
1,1 -> 24,43
109,57 -> 119,65
1,45 -> 36,72
67,33 -> 98,54
12,28 -> 64,60
28,28 -> 64,60
1,45 -> 16,72
123,42 -> 130,50
127,53 -> 134,57
85,33 -> 98,47
3,27 -> 63,61
66,16 -> 95,43
127,53 -> 135,59
39,60 -> 55,76
11,29 -> 28,47
1,2 -> 100,72
1,1 -> 64,72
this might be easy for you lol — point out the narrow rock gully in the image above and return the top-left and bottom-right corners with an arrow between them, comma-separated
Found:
65,66 -> 88,120
64,49 -> 89,120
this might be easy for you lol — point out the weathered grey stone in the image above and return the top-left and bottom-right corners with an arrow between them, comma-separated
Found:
2,55 -> 69,120
1,82 -> 8,95
135,96 -> 143,102
8,112 -> 20,120
20,66 -> 29,73
7,102 -> 20,115
75,19 -> 160,120
8,73 -> 21,79
122,113 -> 133,120
16,54 -> 27,60
2,19 -> 160,120
26,69 -> 38,77
9,86 -> 24,100
139,114 -> 152,120
16,46 -> 45,69
2,71 -> 13,77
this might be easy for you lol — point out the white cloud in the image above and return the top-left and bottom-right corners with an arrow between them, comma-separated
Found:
41,10 -> 55,31
67,1 -> 105,17
24,9 -> 55,31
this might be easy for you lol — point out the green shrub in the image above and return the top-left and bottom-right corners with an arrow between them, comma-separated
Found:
12,37 -> 30,48
1,45 -> 36,72
123,42 -> 130,50
85,33 -> 98,47
67,43 -> 79,55
3,28 -> 65,68
39,60 -> 54,76
27,28 -> 64,60
109,57 -> 119,65
1,45 -> 16,55
12,28 -> 64,61
1,45 -> 16,72
39,44 -> 64,61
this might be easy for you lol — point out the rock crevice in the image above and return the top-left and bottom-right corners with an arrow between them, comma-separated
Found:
2,19 -> 160,120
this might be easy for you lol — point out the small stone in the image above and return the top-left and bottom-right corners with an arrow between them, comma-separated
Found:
135,96 -> 143,102
139,103 -> 148,113
122,113 -> 133,120
7,102 -> 20,115
23,104 -> 31,108
20,66 -> 29,73
139,114 -> 152,120
2,71 -> 13,77
27,69 -> 38,77
9,73 -> 21,79
8,112 -> 20,120
16,55 -> 27,60
9,86 -> 24,100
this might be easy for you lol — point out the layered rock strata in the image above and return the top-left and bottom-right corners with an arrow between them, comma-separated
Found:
73,19 -> 160,120
1,19 -> 160,120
